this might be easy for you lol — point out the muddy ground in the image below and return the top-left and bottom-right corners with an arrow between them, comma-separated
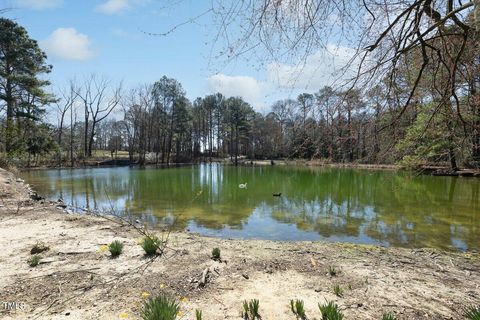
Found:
0,168 -> 479,319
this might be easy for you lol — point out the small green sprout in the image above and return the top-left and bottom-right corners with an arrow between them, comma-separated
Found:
333,284 -> 343,297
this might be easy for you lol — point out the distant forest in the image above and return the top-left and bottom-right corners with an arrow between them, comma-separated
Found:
1,4 -> 479,170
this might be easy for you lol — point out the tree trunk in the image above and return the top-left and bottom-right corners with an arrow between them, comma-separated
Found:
5,79 -> 14,153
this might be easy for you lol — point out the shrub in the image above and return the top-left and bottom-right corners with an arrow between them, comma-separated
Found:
28,254 -> 41,267
290,299 -> 307,319
465,306 -> 480,320
242,299 -> 260,319
142,295 -> 179,320
333,284 -> 343,297
109,240 -> 123,257
141,235 -> 161,255
318,301 -> 344,320
212,247 -> 221,260
195,309 -> 203,320
381,312 -> 397,320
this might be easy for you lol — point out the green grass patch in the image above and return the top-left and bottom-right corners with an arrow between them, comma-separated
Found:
28,254 -> 41,267
381,312 -> 397,320
290,299 -> 307,319
141,235 -> 161,255
465,306 -> 480,320
333,284 -> 343,297
212,247 -> 221,260
108,240 -> 123,257
242,299 -> 260,319
142,295 -> 179,320
318,301 -> 344,320
195,309 -> 203,320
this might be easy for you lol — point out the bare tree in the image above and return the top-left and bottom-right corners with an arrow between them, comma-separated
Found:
74,75 -> 122,157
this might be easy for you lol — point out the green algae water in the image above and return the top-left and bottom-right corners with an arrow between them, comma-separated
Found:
21,164 -> 480,251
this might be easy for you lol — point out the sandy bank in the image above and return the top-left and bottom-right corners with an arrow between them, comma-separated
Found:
0,168 -> 479,319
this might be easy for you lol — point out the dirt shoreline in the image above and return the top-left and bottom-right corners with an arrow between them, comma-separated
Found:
0,167 -> 479,319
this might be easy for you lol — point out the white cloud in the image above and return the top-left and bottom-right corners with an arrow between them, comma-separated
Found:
206,43 -> 357,112
207,74 -> 267,109
95,0 -> 129,14
266,44 -> 357,90
41,28 -> 95,61
14,0 -> 62,9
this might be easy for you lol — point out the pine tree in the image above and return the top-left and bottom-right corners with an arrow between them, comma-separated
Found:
0,18 -> 53,153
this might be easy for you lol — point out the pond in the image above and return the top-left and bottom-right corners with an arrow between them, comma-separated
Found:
21,164 -> 480,251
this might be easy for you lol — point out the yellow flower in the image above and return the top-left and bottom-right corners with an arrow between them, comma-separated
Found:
159,283 -> 165,289
119,312 -> 129,319
177,311 -> 183,317
98,245 -> 108,253
141,291 -> 150,299
180,297 -> 188,303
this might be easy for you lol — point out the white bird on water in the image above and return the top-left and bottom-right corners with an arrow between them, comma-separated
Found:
239,182 -> 247,189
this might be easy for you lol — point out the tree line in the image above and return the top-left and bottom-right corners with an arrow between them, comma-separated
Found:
1,15 -> 479,169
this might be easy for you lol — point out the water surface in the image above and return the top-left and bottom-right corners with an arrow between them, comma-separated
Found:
21,164 -> 480,251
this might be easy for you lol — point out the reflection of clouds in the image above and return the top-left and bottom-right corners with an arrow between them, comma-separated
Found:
20,165 -> 480,251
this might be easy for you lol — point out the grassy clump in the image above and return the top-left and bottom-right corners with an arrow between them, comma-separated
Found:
381,312 -> 397,320
141,235 -> 161,255
142,295 -> 179,320
28,254 -> 41,267
290,299 -> 307,319
333,284 -> 343,297
108,240 -> 124,257
195,309 -> 203,320
212,247 -> 221,260
319,301 -> 344,320
465,306 -> 480,320
242,299 -> 260,319
328,266 -> 337,276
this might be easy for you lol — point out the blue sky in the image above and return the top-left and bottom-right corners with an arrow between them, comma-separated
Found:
1,0 -> 355,112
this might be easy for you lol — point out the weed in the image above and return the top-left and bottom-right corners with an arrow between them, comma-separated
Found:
142,295 -> 179,320
212,247 -> 221,260
381,312 -> 397,320
328,266 -> 337,276
108,240 -> 123,257
465,306 -> 480,320
141,235 -> 161,255
318,301 -> 344,320
242,299 -> 260,319
290,299 -> 307,319
333,284 -> 343,297
195,309 -> 203,320
28,254 -> 41,267
347,284 -> 352,290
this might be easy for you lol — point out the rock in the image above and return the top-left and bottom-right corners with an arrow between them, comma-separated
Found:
242,273 -> 249,279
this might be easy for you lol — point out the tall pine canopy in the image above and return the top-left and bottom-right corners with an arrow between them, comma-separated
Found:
0,17 -> 53,153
